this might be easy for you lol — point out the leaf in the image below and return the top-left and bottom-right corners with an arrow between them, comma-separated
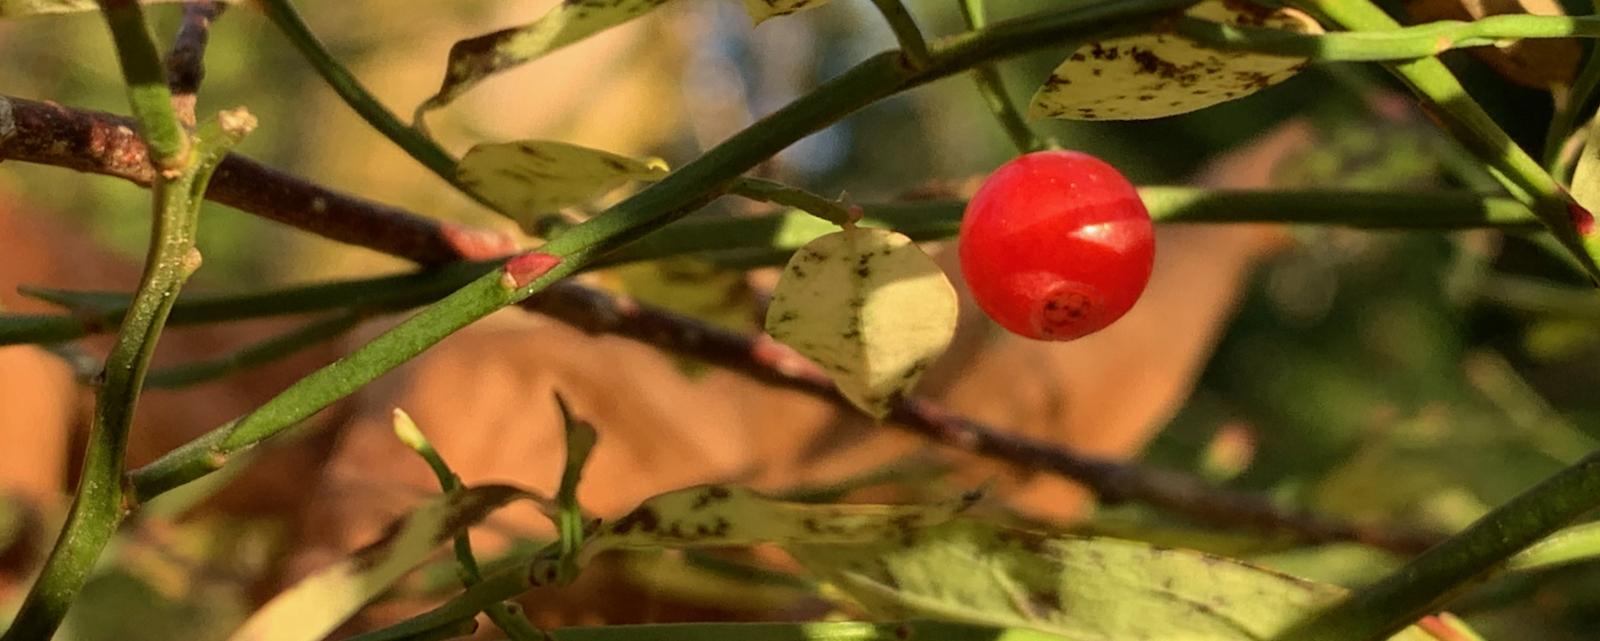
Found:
764,226 -> 958,418
226,485 -> 533,641
455,140 -> 668,229
1029,0 -> 1323,121
0,0 -> 242,18
610,257 -> 756,333
420,0 -> 676,113
742,0 -> 840,26
581,484 -> 978,563
792,519 -> 1443,641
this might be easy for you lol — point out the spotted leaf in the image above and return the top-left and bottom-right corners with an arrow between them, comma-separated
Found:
742,0 -> 839,25
1029,0 -> 1323,121
764,226 -> 958,418
419,0 -> 676,113
793,518 -> 1444,641
582,484 -> 977,563
456,140 -> 668,230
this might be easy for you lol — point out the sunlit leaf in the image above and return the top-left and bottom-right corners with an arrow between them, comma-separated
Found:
581,484 -> 978,563
420,0 -> 676,113
742,0 -> 839,26
1029,0 -> 1323,121
792,519 -> 1442,641
0,0 -> 242,18
455,140 -> 668,230
226,485 -> 533,641
764,226 -> 958,418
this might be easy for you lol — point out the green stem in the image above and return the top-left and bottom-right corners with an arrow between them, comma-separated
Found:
869,0 -> 932,69
1544,3 -> 1600,175
957,0 -> 1047,153
392,410 -> 542,641
728,177 -> 856,225
0,108 -> 252,641
99,0 -> 188,170
142,310 -> 364,389
0,188 -> 1543,348
1179,13 -> 1600,62
1274,447 -> 1600,641
257,0 -> 490,206
121,0 -> 1208,503
1289,0 -> 1600,281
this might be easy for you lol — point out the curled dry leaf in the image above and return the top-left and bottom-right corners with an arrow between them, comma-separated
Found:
1405,0 -> 1579,88
455,140 -> 668,230
742,0 -> 837,26
1029,0 -> 1323,121
764,226 -> 959,418
420,0 -> 677,112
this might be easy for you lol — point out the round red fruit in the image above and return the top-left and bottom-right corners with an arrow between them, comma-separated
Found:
958,150 -> 1155,342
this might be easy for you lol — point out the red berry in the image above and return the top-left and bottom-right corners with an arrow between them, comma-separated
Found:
958,150 -> 1155,341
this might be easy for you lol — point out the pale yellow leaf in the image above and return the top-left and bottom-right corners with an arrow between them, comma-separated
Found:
456,140 -> 669,227
1029,0 -> 1323,121
582,484 -> 977,563
764,227 -> 958,418
227,486 -> 530,641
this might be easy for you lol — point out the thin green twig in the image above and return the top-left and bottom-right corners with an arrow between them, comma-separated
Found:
1178,13 -> 1600,62
957,0 -> 1048,153
869,0 -> 932,69
1545,3 -> 1600,175
0,102 -> 253,641
142,310 -> 363,389
0,188 -> 1542,349
1288,0 -> 1600,282
256,0 -> 501,211
392,410 -> 542,641
120,0 -> 1206,503
1274,447 -> 1600,641
728,177 -> 857,225
99,0 -> 188,170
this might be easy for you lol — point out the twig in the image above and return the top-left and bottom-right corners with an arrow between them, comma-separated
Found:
165,2 -> 226,127
2,98 -> 1457,554
0,95 -> 514,265
1,18 -> 255,637
868,0 -> 932,69
957,0 -> 1048,154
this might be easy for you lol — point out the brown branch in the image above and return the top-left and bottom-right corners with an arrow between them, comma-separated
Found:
0,94 -> 513,265
165,2 -> 226,127
0,94 -> 1447,555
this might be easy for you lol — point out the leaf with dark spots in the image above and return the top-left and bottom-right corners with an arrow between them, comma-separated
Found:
230,484 -> 536,641
419,0 -> 676,113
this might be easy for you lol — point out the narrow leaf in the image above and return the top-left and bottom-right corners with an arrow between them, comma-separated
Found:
764,226 -> 958,418
742,0 -> 840,26
793,519 -> 1443,641
420,0 -> 675,112
455,140 -> 668,229
227,485 -> 533,641
582,484 -> 978,562
1029,0 -> 1323,121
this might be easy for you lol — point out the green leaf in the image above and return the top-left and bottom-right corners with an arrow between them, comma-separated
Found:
455,140 -> 669,230
580,484 -> 978,563
791,519 -> 1442,641
419,0 -> 676,113
1028,0 -> 1322,121
0,0 -> 242,18
764,226 -> 958,418
225,485 -> 534,641
742,0 -> 841,26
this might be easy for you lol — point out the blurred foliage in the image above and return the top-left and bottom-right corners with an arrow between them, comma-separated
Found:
5,0 -> 1600,639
